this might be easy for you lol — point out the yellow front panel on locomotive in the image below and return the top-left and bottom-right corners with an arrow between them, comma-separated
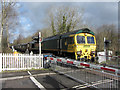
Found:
74,33 -> 96,60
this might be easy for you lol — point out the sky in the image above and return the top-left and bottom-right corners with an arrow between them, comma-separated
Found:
11,1 -> 118,42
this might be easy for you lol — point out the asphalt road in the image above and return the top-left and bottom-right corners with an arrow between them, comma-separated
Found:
0,70 -> 94,90
0,67 -> 119,90
50,63 -> 120,89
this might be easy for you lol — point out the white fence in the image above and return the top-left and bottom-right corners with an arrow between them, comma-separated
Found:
0,53 -> 43,72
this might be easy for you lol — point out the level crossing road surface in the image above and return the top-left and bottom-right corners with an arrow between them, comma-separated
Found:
50,63 -> 120,89
0,70 -> 96,90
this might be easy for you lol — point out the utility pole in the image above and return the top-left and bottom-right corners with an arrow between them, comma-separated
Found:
39,32 -> 41,55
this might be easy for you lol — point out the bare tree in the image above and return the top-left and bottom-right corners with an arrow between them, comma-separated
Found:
0,0 -> 18,52
96,24 -> 118,54
12,34 -> 34,46
46,6 -> 85,35
41,28 -> 52,38
16,34 -> 24,44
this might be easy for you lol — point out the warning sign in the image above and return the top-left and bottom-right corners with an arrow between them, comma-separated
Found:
39,37 -> 42,42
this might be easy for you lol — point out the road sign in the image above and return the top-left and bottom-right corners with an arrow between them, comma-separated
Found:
39,37 -> 43,42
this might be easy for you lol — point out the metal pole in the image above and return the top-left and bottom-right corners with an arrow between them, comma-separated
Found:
104,37 -> 106,62
0,53 -> 2,72
39,32 -> 41,55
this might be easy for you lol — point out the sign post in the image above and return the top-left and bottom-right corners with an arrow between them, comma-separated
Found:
0,53 -> 2,72
39,32 -> 41,55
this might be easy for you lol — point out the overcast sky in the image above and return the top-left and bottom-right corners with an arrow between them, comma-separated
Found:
11,1 -> 118,42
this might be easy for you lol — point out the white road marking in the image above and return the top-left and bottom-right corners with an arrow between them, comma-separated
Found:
72,83 -> 88,88
78,79 -> 113,89
28,71 -> 46,90
0,72 -> 56,81
72,79 -> 113,89
0,76 -> 24,81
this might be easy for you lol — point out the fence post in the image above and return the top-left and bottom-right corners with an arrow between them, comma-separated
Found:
0,53 -> 2,72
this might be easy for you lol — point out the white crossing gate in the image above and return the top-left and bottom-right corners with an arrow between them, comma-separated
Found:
0,53 -> 43,72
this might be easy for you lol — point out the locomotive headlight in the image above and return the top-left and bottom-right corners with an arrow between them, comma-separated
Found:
74,45 -> 78,48
77,51 -> 80,54
91,51 -> 95,54
77,50 -> 82,54
76,45 -> 78,48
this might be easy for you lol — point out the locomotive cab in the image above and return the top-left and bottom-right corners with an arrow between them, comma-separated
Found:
74,33 -> 96,61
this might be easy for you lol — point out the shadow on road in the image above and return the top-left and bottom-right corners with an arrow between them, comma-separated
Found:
43,75 -> 65,90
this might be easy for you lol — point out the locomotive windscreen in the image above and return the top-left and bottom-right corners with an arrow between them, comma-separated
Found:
77,36 -> 85,44
87,36 -> 95,44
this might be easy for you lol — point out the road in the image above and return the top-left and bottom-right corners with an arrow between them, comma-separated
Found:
50,63 -> 119,89
0,66 -> 119,90
0,70 -> 96,90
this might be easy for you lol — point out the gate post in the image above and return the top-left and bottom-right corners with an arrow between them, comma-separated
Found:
0,53 -> 2,72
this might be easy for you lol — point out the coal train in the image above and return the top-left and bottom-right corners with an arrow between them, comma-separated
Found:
13,28 -> 96,61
